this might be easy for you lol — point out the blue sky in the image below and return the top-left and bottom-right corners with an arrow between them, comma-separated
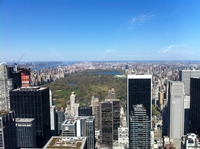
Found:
1,0 -> 200,61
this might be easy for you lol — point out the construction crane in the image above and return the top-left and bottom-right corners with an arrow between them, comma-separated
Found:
13,53 -> 25,72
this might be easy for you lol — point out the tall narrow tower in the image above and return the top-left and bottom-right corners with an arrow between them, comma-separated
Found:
127,75 -> 152,148
127,75 -> 152,127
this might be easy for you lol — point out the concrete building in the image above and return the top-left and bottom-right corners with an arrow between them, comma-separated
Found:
0,110 -> 17,149
118,127 -> 129,148
62,116 -> 77,136
61,116 -> 95,149
70,92 -> 79,116
16,118 -> 36,148
127,75 -> 152,128
91,96 -> 100,130
0,62 -> 13,111
43,136 -> 87,149
179,70 -> 200,95
165,81 -> 185,149
106,88 -> 116,99
129,104 -> 151,149
10,86 -> 51,148
190,78 -> 200,136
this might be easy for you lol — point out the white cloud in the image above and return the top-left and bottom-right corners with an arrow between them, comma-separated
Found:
127,13 -> 156,30
158,44 -> 187,54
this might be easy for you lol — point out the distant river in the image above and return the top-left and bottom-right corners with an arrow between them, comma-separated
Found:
31,61 -> 77,70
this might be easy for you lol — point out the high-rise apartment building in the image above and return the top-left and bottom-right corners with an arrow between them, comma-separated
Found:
129,104 -> 151,148
16,118 -> 36,148
179,70 -> 200,95
10,86 -> 51,148
190,77 -> 200,136
0,110 -> 17,149
127,75 -> 152,127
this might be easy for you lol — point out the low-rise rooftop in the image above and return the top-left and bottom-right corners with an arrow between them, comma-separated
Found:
43,136 -> 87,149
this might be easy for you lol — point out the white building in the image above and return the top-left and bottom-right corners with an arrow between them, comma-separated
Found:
118,126 -> 129,148
70,92 -> 79,116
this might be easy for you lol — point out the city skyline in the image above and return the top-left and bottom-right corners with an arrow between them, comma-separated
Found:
1,0 -> 200,61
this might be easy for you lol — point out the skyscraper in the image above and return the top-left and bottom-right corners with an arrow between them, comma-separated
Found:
164,81 -> 185,148
127,75 -> 152,127
16,118 -> 36,148
10,86 -> 51,148
0,110 -> 17,149
129,104 -> 151,148
0,62 -> 13,111
190,77 -> 200,136
101,99 -> 120,148
70,92 -> 79,116
179,70 -> 200,95
91,96 -> 100,130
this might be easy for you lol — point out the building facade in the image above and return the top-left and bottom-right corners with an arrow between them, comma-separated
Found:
101,99 -> 120,148
127,75 -> 152,128
179,70 -> 200,95
0,111 -> 17,149
190,77 -> 200,136
164,81 -> 185,148
10,86 -> 51,148
78,106 -> 92,116
118,127 -> 129,148
61,116 -> 95,149
16,118 -> 36,148
0,62 -> 13,111
129,104 -> 151,149
56,110 -> 65,135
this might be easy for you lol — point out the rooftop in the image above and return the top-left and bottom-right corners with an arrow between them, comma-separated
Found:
0,110 -> 10,117
63,116 -> 94,125
12,86 -> 48,91
43,136 -> 87,149
16,118 -> 35,122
